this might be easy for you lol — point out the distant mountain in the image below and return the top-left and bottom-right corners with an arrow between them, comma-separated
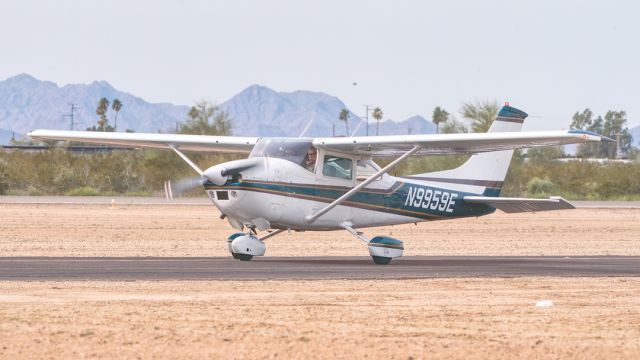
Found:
219,84 -> 435,137
377,115 -> 436,136
0,74 -> 436,143
0,74 -> 188,135
219,84 -> 358,137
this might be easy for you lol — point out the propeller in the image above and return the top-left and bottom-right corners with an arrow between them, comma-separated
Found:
169,158 -> 262,197
170,175 -> 206,197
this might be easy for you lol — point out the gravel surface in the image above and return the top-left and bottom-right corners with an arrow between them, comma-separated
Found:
0,204 -> 638,257
1,278 -> 639,359
1,203 -> 639,359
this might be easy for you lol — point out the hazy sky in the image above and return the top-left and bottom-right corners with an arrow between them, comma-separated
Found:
1,0 -> 638,130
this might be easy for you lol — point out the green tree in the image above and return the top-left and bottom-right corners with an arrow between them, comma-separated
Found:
570,109 -> 594,130
571,109 -> 633,158
432,106 -> 449,134
460,100 -> 499,133
112,99 -> 123,131
179,100 -> 232,135
602,111 -> 633,158
339,108 -> 350,136
96,97 -> 110,131
440,115 -> 468,134
372,107 -> 383,136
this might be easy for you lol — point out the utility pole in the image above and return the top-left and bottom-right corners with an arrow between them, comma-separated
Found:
63,103 -> 80,130
615,133 -> 623,159
350,83 -> 375,136
363,105 -> 374,136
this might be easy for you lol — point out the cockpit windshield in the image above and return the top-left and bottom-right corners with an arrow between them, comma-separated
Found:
249,138 -> 313,166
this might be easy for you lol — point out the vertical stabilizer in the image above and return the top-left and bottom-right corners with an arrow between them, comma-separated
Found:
407,105 -> 528,197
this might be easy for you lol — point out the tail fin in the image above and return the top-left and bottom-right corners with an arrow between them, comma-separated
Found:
408,105 -> 528,197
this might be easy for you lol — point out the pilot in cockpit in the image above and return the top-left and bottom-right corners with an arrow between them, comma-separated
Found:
303,147 -> 317,172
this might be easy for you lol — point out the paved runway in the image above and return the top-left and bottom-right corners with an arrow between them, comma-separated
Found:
1,256 -> 638,280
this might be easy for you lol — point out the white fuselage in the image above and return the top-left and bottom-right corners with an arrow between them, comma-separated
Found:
206,157 -> 417,230
204,155 -> 493,232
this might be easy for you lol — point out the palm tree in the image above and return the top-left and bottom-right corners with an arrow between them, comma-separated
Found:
112,99 -> 123,131
339,108 -> 350,136
372,107 -> 383,136
432,106 -> 449,134
460,100 -> 500,133
96,97 -> 110,131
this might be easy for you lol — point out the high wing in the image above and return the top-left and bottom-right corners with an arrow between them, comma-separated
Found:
313,129 -> 612,156
27,130 -> 258,153
463,196 -> 575,213
29,128 -> 610,156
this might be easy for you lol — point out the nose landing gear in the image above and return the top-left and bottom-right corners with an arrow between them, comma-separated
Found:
226,228 -> 286,261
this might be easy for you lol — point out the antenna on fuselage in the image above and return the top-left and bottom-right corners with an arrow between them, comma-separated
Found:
299,118 -> 314,137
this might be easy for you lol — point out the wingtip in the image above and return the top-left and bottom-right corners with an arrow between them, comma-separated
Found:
568,129 -> 614,142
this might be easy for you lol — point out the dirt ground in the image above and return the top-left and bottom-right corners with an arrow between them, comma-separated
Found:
1,278 -> 639,359
0,203 -> 638,256
1,203 -> 639,359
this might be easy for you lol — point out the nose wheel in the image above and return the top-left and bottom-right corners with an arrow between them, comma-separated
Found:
227,228 -> 286,261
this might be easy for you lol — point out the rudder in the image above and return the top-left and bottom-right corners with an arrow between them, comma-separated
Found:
407,105 -> 528,197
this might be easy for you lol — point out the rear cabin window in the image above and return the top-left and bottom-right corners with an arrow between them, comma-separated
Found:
322,155 -> 352,180
356,160 -> 380,181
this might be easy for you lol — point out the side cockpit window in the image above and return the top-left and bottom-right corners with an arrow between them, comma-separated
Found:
322,155 -> 352,180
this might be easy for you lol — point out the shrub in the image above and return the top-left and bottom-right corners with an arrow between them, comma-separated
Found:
0,162 -> 8,195
65,186 -> 101,196
527,177 -> 554,196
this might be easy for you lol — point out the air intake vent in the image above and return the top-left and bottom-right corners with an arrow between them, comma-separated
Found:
216,191 -> 229,200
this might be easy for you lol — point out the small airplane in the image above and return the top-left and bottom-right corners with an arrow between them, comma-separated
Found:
29,104 -> 611,264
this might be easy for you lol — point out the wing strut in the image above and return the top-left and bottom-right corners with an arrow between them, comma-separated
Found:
304,145 -> 421,224
169,145 -> 203,175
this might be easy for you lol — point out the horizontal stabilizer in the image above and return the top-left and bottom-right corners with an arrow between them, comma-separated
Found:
463,196 -> 575,213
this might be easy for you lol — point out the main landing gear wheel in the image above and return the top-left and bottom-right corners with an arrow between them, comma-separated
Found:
341,223 -> 405,266
371,256 -> 392,265
233,253 -> 254,261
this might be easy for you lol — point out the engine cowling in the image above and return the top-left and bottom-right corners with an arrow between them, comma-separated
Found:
230,234 -> 266,256
203,164 -> 227,186
203,158 -> 261,186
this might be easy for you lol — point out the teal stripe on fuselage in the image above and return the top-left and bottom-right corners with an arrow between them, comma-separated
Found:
204,179 -> 495,220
